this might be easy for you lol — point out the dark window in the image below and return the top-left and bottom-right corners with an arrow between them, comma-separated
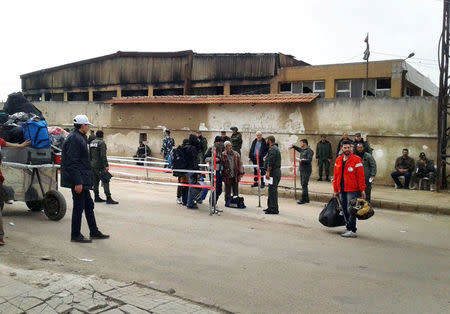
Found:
122,90 -> 148,97
154,88 -> 184,96
139,133 -> 147,142
376,79 -> 391,89
93,91 -> 117,101
68,92 -> 89,101
191,86 -> 224,95
280,83 -> 292,93
230,84 -> 270,95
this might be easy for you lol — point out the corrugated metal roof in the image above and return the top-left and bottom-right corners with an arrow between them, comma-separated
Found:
104,93 -> 319,105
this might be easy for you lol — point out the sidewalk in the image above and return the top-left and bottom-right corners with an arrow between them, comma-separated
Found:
0,265 -> 224,314
109,165 -> 450,215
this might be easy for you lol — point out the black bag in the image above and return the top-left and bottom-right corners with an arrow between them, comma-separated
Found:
319,198 -> 346,227
99,170 -> 112,183
3,92 -> 44,119
172,145 -> 187,177
3,125 -> 24,143
225,196 -> 246,209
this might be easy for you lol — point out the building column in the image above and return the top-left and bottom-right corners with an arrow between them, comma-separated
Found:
88,89 -> 94,102
117,87 -> 122,98
224,83 -> 230,96
325,78 -> 335,99
41,92 -> 45,102
390,78 -> 402,98
148,86 -> 154,96
63,92 -> 68,102
270,79 -> 278,94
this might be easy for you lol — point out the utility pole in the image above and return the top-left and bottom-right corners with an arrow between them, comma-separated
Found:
437,0 -> 450,191
363,33 -> 370,97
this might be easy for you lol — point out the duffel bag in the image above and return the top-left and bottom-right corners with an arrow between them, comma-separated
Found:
319,198 -> 346,227
22,120 -> 50,148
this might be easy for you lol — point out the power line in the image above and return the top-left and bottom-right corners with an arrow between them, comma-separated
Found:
372,51 -> 438,62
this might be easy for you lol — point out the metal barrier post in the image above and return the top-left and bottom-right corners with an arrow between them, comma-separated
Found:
293,149 -> 297,200
256,149 -> 261,208
209,149 -> 214,215
145,157 -> 149,179
213,148 -> 217,213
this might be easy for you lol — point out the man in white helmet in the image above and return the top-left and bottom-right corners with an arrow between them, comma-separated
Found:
61,115 -> 109,243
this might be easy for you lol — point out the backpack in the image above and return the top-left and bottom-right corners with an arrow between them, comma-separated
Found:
319,198 -> 346,227
172,145 -> 187,177
22,120 -> 50,148
225,196 -> 246,209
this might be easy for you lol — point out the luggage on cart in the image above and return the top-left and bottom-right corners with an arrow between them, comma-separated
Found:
319,198 -> 346,227
22,120 -> 50,148
1,147 -> 52,165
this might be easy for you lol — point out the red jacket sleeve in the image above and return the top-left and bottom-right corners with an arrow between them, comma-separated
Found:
0,138 -> 6,147
355,160 -> 366,192
333,157 -> 340,192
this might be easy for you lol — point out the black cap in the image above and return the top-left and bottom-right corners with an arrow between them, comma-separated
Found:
419,152 -> 426,158
355,132 -> 362,137
214,136 -> 223,143
230,126 -> 238,131
221,130 -> 226,134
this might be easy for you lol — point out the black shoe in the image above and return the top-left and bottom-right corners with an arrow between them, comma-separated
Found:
297,199 -> 308,205
317,178 -> 323,181
187,204 -> 198,209
326,177 -> 331,182
95,196 -> 106,203
251,183 -> 258,187
71,234 -> 92,243
260,184 -> 265,189
106,197 -> 119,205
90,231 -> 110,239
403,186 -> 410,190
397,184 -> 404,189
265,210 -> 279,215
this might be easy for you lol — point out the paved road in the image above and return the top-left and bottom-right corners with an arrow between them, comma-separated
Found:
1,181 -> 449,313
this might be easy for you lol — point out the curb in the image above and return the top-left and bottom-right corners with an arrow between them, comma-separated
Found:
111,173 -> 450,216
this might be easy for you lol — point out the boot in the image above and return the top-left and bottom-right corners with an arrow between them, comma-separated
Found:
106,196 -> 119,205
297,197 -> 308,205
94,194 -> 106,203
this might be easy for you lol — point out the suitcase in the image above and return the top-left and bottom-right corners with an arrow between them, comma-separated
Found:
1,147 -> 52,165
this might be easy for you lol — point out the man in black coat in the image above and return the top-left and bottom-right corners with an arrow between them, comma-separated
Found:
185,134 -> 200,209
61,115 -> 109,243
248,131 -> 269,188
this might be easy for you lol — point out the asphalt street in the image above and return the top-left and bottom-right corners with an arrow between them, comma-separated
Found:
0,180 -> 449,313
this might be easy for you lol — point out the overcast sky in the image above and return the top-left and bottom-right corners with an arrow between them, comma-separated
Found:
0,0 -> 443,101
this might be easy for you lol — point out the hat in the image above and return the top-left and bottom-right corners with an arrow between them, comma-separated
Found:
320,134 -> 326,138
73,114 -> 94,126
224,140 -> 231,147
230,126 -> 238,131
221,130 -> 227,134
214,136 -> 223,143
419,152 -> 426,158
355,132 -> 362,137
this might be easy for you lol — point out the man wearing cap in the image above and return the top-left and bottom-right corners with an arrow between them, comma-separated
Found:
204,136 -> 225,207
290,139 -> 314,205
220,131 -> 231,144
249,131 -> 268,188
222,140 -> 244,204
61,115 -> 109,243
264,136 -> 281,214
90,130 -> 118,205
316,134 -> 333,182
196,130 -> 208,161
412,152 -> 436,190
353,132 -> 372,155
161,129 -> 175,167
230,127 -> 243,156
336,132 -> 352,157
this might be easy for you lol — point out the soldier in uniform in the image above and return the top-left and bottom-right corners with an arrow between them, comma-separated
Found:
264,136 -> 281,215
89,130 -> 118,205
355,142 -> 377,202
315,134 -> 333,181
291,139 -> 314,205
230,127 -> 243,156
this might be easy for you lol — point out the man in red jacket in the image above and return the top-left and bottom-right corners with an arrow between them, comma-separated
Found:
333,140 -> 366,238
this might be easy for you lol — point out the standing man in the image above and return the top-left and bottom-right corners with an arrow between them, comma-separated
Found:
336,132 -> 352,157
87,130 -> 96,144
204,136 -> 225,207
185,134 -> 200,209
90,130 -> 118,205
353,132 -> 372,154
61,115 -> 109,243
291,139 -> 314,205
316,134 -> 333,182
196,130 -> 208,161
355,143 -> 377,203
230,127 -> 243,156
391,148 -> 415,189
161,129 -> 175,167
220,131 -> 231,143
333,140 -> 366,238
0,138 -> 30,246
222,141 -> 244,204
264,136 -> 281,215
249,131 -> 269,188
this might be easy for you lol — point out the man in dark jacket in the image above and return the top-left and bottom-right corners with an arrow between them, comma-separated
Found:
355,143 -> 377,202
412,152 -> 436,190
264,136 -> 281,215
316,134 -> 332,181
249,131 -> 269,188
220,131 -> 231,143
336,132 -> 352,157
90,130 -> 118,205
204,136 -> 225,207
391,148 -> 415,189
230,127 -> 243,155
353,132 -> 372,154
196,130 -> 208,160
61,115 -> 109,243
291,139 -> 314,204
185,134 -> 200,209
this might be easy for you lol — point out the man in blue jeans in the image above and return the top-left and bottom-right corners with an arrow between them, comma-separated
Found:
184,134 -> 200,209
333,140 -> 366,238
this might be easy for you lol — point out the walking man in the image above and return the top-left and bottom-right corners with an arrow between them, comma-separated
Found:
161,129 -> 175,166
89,130 -> 118,204
291,139 -> 314,205
316,134 -> 332,181
264,136 -> 281,215
230,127 -> 243,156
355,142 -> 377,202
61,115 -> 109,243
249,131 -> 268,188
333,140 -> 366,238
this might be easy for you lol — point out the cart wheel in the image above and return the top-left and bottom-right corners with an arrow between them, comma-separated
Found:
26,200 -> 43,212
43,190 -> 66,221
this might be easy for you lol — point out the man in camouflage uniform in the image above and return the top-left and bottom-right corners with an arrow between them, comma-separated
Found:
412,152 -> 437,190
196,130 -> 208,161
161,129 -> 175,166
89,130 -> 118,205
264,136 -> 281,215
291,139 -> 314,205
230,127 -> 243,156
315,134 -> 333,181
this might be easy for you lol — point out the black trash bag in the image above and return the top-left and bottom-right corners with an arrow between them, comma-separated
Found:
3,92 -> 44,119
319,198 -> 346,227
0,110 -> 9,125
3,126 -> 24,143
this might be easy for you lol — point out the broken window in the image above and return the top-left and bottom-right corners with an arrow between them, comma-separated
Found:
279,83 -> 292,93
313,81 -> 325,98
362,79 -> 376,97
230,84 -> 270,95
336,80 -> 351,98
292,82 -> 303,93
375,78 -> 391,97
303,81 -> 313,93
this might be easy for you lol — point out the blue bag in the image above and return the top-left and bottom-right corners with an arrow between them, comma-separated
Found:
22,120 -> 50,148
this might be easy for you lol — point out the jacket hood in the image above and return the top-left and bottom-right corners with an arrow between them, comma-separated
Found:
188,134 -> 199,146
